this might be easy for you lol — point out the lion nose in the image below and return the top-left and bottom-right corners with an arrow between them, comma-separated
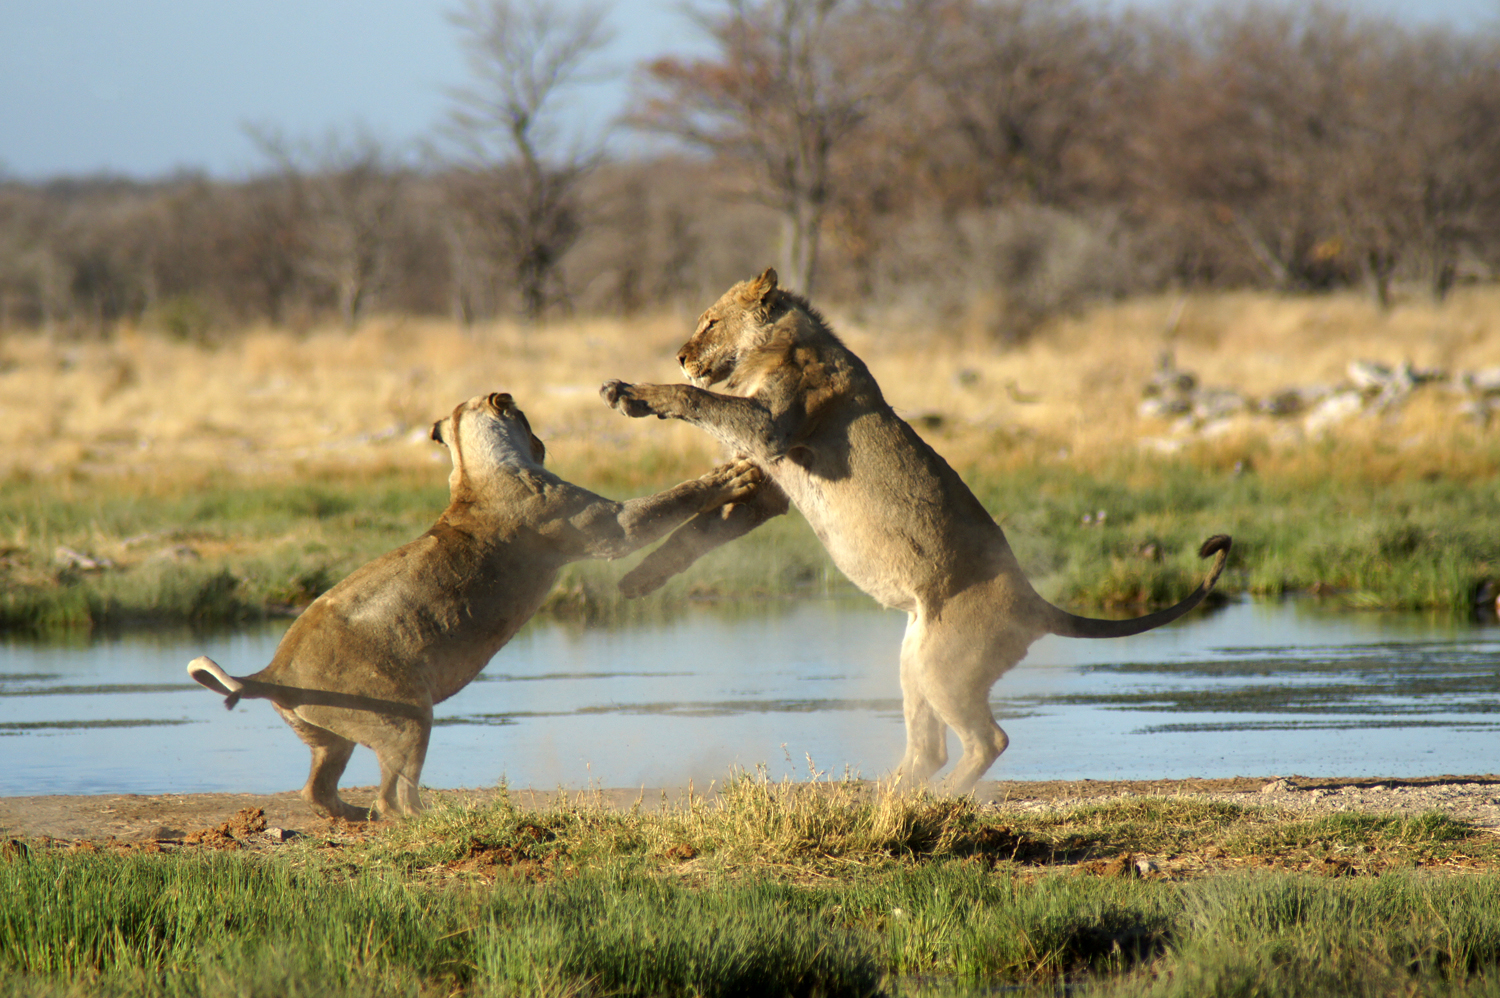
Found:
676,347 -> 690,368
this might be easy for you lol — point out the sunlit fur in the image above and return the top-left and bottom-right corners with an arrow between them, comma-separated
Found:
189,392 -> 760,820
603,270 -> 1230,793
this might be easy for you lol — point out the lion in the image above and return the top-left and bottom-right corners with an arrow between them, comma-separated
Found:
187,391 -> 760,820
601,269 -> 1231,793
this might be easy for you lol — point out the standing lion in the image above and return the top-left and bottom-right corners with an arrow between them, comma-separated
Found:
187,392 -> 759,819
601,269 -> 1230,793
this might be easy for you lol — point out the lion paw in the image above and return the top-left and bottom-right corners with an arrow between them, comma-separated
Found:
600,379 -> 657,419
618,564 -> 671,599
706,458 -> 763,505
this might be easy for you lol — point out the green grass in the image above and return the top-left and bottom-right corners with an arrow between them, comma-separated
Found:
0,849 -> 877,997
966,455 -> 1500,618
3,777 -> 1500,995
5,447 -> 1500,636
5,825 -> 1500,996
1112,874 -> 1500,997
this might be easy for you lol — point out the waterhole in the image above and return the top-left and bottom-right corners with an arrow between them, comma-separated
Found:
2,599 -> 1496,796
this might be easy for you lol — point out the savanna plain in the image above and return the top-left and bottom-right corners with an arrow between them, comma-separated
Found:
4,287 -> 1500,996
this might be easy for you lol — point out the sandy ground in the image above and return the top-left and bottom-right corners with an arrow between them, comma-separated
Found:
4,776 -> 1498,845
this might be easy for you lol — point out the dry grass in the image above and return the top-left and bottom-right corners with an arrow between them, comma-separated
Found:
4,285 -> 1498,488
334,772 -> 1500,884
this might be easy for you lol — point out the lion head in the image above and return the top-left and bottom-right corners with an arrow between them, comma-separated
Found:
677,268 -> 785,389
430,392 -> 547,478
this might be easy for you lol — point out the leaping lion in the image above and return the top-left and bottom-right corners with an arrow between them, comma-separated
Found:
601,269 -> 1230,793
187,392 -> 760,819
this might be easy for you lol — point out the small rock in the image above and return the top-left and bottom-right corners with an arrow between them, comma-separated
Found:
1304,391 -> 1364,434
1261,778 -> 1296,794
1461,367 -> 1500,396
265,827 -> 299,843
1348,359 -> 1395,390
148,545 -> 201,563
1138,396 -> 1192,419
1260,388 -> 1304,416
1193,388 -> 1248,422
1144,350 -> 1197,395
55,546 -> 114,571
1135,858 -> 1160,875
1259,384 -> 1332,417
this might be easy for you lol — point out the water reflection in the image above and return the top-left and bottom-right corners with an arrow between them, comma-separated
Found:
1,598 -> 1495,797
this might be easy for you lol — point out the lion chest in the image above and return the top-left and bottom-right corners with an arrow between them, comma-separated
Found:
773,469 -> 919,611
770,419 -> 987,614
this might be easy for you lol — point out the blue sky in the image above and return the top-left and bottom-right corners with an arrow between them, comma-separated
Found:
2,0 -> 1496,180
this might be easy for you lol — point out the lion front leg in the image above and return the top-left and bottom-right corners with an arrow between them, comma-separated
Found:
571,459 -> 762,562
620,481 -> 790,598
600,379 -> 692,420
600,380 -> 786,460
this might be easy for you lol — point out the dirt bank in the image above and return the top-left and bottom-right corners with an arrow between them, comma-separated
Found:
4,775 -> 1498,845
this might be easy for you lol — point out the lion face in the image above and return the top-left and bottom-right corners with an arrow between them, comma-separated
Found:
677,268 -> 781,388
430,392 -> 547,470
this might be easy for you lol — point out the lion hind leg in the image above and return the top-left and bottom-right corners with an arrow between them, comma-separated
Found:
620,482 -> 790,598
934,712 -> 1009,797
277,706 -> 367,820
907,614 -> 1017,796
892,618 -> 949,788
371,722 -> 430,819
927,677 -> 1010,796
305,740 -> 366,821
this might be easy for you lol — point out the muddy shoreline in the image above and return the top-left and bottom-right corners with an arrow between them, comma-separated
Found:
4,775 -> 1498,844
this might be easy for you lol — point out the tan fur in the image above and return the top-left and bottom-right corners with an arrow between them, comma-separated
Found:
188,392 -> 760,820
602,270 -> 1231,793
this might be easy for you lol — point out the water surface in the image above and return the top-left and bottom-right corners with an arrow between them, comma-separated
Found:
1,599 -> 1496,796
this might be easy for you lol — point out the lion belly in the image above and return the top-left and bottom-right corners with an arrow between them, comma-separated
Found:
773,417 -> 1007,615
774,469 -> 926,613
256,533 -> 563,708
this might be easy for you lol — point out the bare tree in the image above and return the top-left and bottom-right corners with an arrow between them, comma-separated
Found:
250,126 -> 407,328
916,0 -> 1123,208
633,0 -> 917,295
440,0 -> 614,322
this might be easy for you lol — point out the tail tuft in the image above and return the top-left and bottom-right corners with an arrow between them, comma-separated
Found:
1198,534 -> 1232,559
188,655 -> 247,711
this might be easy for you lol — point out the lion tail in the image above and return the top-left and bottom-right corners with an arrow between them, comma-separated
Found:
187,655 -> 253,710
1044,534 -> 1232,640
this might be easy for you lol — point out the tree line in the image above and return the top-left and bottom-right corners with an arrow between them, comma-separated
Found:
3,0 -> 1498,342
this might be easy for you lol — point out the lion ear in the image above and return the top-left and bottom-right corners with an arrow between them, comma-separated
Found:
745,268 -> 779,304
